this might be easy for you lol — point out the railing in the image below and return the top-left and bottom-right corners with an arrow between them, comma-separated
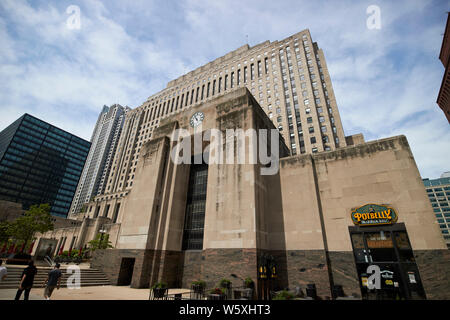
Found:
149,286 -> 255,301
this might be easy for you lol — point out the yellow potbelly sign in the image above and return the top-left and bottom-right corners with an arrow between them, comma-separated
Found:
351,204 -> 398,226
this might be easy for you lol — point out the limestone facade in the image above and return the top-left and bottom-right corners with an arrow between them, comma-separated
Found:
34,88 -> 449,299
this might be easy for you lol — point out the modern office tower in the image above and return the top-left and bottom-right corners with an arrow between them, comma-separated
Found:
437,12 -> 450,123
0,114 -> 90,217
423,172 -> 450,249
68,104 -> 130,218
100,29 -> 348,200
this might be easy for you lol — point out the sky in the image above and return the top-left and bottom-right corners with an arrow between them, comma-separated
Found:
0,0 -> 449,179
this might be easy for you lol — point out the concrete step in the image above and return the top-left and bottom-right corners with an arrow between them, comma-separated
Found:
0,282 -> 111,289
0,266 -> 110,289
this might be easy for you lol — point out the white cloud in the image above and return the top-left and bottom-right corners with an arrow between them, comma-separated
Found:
0,0 -> 448,179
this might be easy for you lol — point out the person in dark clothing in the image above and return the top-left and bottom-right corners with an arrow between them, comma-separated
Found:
15,260 -> 38,300
43,263 -> 62,300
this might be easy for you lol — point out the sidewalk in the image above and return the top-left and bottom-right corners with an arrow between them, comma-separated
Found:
0,286 -> 191,300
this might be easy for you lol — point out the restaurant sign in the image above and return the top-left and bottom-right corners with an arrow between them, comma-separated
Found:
351,204 -> 398,226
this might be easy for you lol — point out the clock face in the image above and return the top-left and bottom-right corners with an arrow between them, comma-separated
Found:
190,111 -> 204,127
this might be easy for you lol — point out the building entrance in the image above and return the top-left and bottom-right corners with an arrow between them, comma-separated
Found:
349,223 -> 426,300
117,258 -> 135,286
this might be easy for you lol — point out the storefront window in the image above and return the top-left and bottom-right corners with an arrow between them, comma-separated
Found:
349,223 -> 426,300
351,233 -> 366,263
365,231 -> 396,262
394,231 -> 415,262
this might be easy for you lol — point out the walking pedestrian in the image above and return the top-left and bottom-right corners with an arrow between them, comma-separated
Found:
43,263 -> 62,300
0,260 -> 7,281
14,260 -> 37,300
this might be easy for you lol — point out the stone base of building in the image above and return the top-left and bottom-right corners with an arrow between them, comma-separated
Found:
92,248 -> 337,298
180,249 -> 259,289
328,251 -> 361,298
91,248 -> 449,299
414,249 -> 450,300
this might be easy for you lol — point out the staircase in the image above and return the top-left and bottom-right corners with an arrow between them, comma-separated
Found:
0,266 -> 110,289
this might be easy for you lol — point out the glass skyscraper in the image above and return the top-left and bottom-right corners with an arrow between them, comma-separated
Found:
0,114 -> 90,217
423,172 -> 450,249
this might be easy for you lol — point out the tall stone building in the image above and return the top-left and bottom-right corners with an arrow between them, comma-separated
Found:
32,29 -> 449,299
68,104 -> 130,217
92,29 -> 348,214
35,88 -> 449,299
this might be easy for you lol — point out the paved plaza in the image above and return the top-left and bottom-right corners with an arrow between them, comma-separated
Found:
0,286 -> 192,300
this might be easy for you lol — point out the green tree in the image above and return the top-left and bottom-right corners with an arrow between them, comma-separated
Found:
88,233 -> 113,252
8,203 -> 54,252
0,221 -> 11,243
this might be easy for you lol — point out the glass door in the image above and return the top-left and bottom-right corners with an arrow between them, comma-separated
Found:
349,224 -> 426,300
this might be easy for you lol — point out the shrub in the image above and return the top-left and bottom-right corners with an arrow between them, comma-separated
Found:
151,282 -> 168,289
244,277 -> 254,288
219,278 -> 231,288
192,280 -> 206,288
273,290 -> 295,300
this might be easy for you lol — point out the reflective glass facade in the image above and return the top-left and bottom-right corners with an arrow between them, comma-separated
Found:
0,114 -> 90,217
423,176 -> 450,249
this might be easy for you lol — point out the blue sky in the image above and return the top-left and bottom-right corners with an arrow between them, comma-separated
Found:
0,0 -> 449,178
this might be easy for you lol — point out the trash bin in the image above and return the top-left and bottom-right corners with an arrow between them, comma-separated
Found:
306,284 -> 317,299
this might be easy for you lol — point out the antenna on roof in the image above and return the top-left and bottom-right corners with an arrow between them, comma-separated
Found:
246,34 -> 249,45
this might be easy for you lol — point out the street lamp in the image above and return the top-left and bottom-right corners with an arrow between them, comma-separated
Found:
99,226 -> 107,247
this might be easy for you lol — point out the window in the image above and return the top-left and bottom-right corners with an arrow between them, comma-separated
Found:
182,162 -> 208,250
310,137 -> 316,144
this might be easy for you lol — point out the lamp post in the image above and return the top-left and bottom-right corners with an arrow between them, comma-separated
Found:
99,226 -> 107,248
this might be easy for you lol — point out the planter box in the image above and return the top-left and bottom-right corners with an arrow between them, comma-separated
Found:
152,288 -> 168,299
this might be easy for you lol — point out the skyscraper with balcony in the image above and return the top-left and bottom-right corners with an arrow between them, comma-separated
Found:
68,104 -> 130,218
0,114 -> 90,217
